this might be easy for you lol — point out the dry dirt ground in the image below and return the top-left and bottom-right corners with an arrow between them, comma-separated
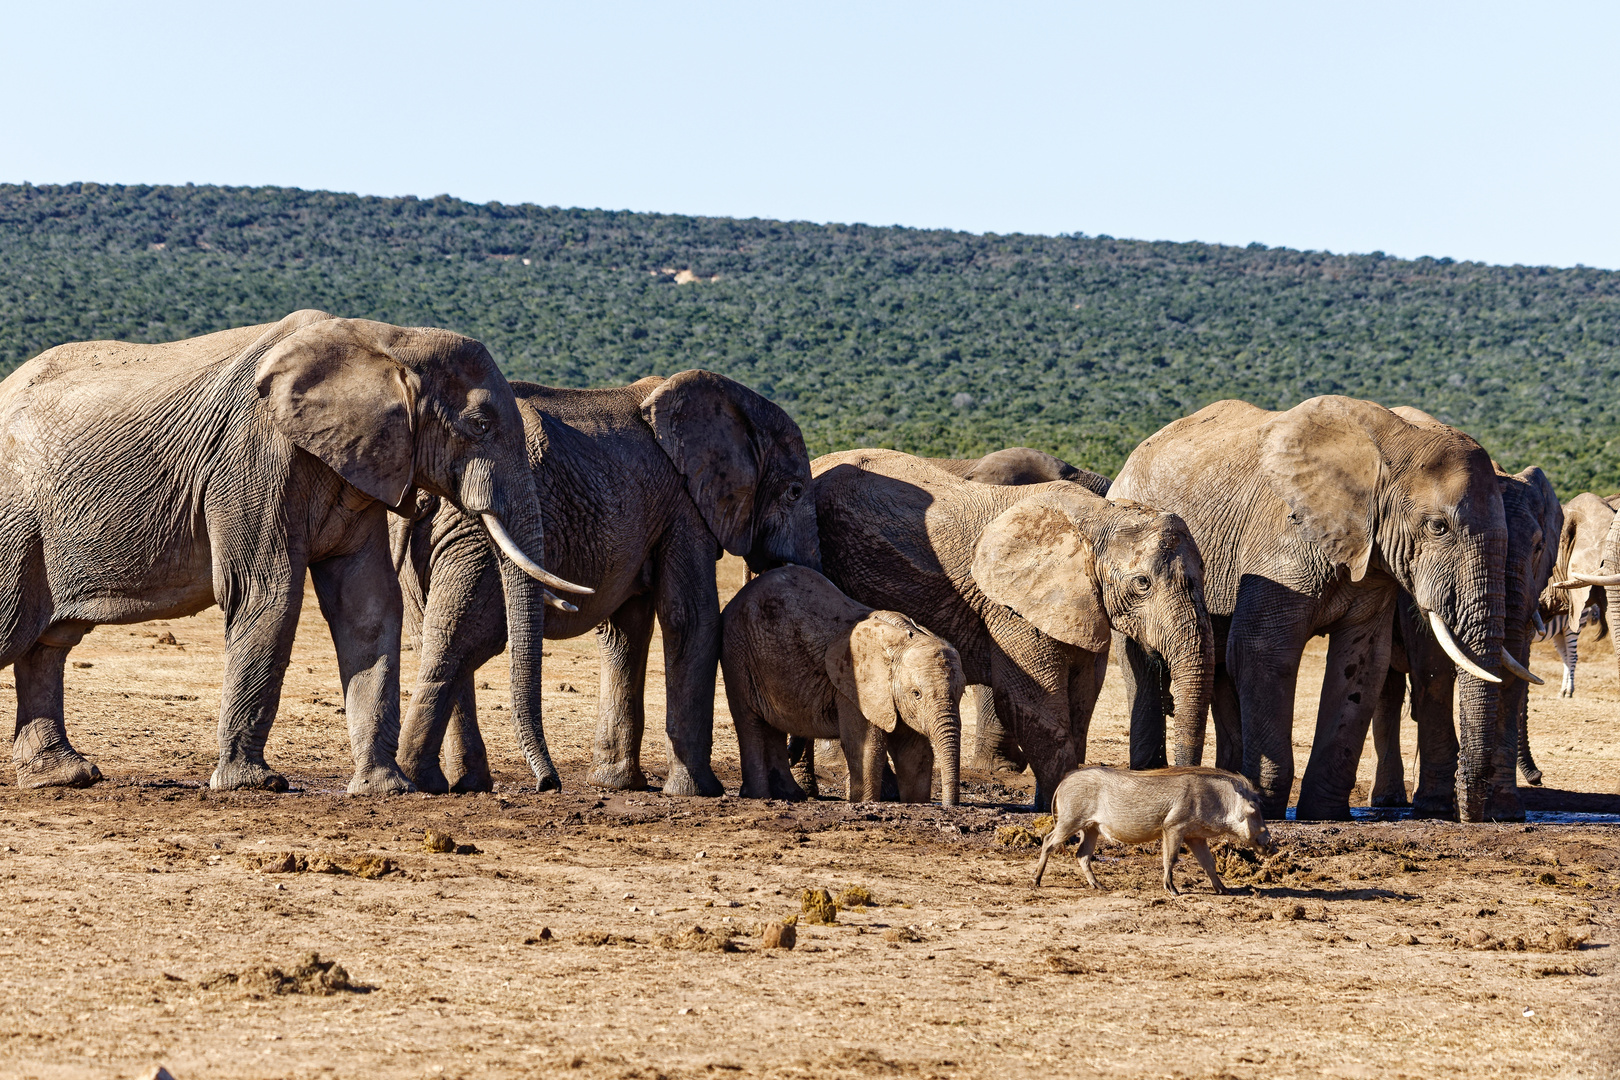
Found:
0,557 -> 1614,1079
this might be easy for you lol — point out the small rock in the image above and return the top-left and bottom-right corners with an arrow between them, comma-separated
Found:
140,1068 -> 177,1080
882,926 -> 925,943
761,922 -> 797,949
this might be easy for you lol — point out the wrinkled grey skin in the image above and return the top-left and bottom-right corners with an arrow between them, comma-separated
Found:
1370,455 -> 1560,821
928,448 -> 1112,495
811,449 -> 1213,811
721,565 -> 964,805
0,310 -> 555,794
1032,765 -> 1274,895
1113,396 -> 1507,822
395,370 -> 817,796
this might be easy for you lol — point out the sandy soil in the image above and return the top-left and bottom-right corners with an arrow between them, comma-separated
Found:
0,557 -> 1614,1079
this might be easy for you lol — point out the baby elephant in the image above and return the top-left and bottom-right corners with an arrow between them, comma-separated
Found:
1032,766 -> 1274,895
721,565 -> 965,804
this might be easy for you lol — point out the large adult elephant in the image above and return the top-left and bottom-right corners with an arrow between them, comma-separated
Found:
927,447 -> 1112,495
0,310 -> 577,793
810,449 -> 1213,810
394,370 -> 817,795
1369,419 -> 1559,820
1111,396 -> 1508,822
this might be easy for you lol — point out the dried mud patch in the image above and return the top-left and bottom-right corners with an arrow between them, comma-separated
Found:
191,953 -> 368,998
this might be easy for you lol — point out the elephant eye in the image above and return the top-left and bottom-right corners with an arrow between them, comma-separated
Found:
911,688 -> 922,698
1425,518 -> 1450,537
1133,574 -> 1152,593
786,483 -> 804,503
465,413 -> 492,437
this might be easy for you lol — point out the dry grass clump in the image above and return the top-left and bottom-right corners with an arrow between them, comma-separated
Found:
835,884 -> 875,908
801,888 -> 838,924
995,815 -> 1055,849
577,931 -> 638,947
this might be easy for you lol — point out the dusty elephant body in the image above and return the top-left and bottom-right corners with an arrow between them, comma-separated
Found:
810,449 -> 1213,811
395,370 -> 816,795
1032,765 -> 1274,895
0,311 -> 571,793
721,566 -> 964,804
1540,493 -> 1618,699
1370,440 -> 1560,820
926,447 -> 1111,495
1112,396 -> 1508,822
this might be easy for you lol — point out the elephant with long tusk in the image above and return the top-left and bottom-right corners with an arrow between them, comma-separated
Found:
1369,417 -> 1560,820
1112,397 -> 1509,823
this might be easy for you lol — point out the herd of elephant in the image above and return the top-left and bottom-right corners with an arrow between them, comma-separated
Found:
0,310 -> 1605,825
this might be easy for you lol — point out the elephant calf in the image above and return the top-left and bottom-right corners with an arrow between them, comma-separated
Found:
1032,765 -> 1274,895
721,566 -> 964,804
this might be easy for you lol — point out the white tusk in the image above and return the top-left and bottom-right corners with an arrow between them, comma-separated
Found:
1531,609 -> 1546,636
1499,647 -> 1543,685
1570,571 -> 1620,587
543,590 -> 578,613
1550,579 -> 1581,590
1427,610 -> 1502,684
481,514 -> 595,595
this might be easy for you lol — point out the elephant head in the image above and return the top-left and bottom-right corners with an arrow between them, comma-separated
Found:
641,370 -> 819,573
970,488 -> 1215,771
833,612 -> 966,806
1261,397 -> 1506,820
254,310 -> 592,789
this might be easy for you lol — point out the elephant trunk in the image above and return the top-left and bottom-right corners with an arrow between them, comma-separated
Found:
484,481 -> 563,792
1452,593 -> 1506,823
1165,607 -> 1217,767
929,710 -> 961,807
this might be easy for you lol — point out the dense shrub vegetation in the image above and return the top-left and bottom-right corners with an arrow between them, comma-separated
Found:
4,182 -> 1618,494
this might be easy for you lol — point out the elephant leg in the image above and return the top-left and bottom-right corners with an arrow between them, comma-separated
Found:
836,697 -> 886,802
13,636 -> 100,789
1409,663 -> 1459,818
989,643 -> 1074,812
1226,591 -> 1312,821
1518,690 -> 1543,786
1066,648 -> 1103,767
653,548 -> 725,797
586,592 -> 655,792
442,676 -> 494,793
886,724 -> 935,803
733,703 -> 774,800
210,554 -> 307,792
1210,663 -> 1242,774
1120,634 -> 1170,770
1296,612 -> 1394,821
1486,675 -> 1528,821
309,529 -> 414,796
399,528 -> 506,794
787,735 -> 819,797
967,684 -> 1026,774
1369,668 -> 1411,808
761,727 -> 806,801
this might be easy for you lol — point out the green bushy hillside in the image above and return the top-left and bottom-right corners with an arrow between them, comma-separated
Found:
3,182 -> 1618,494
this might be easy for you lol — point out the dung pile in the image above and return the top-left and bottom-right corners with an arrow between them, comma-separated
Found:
198,953 -> 366,996
245,852 -> 399,878
655,925 -> 738,953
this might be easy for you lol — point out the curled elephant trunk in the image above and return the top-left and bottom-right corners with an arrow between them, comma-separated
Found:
930,712 -> 961,807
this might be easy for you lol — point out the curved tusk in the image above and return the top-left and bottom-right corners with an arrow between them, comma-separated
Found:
1531,609 -> 1546,636
543,590 -> 578,613
1499,647 -> 1543,685
481,514 -> 595,595
1569,571 -> 1620,588
1427,610 -> 1502,684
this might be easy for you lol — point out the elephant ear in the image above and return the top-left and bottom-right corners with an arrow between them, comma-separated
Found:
1258,396 -> 1390,582
825,615 -> 903,733
640,370 -> 767,556
970,496 -> 1110,652
255,313 -> 421,507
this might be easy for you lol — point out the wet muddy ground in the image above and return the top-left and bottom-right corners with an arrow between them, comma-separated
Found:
0,559 -> 1614,1078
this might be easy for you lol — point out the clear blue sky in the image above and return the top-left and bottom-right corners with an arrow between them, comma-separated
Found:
4,1 -> 1617,268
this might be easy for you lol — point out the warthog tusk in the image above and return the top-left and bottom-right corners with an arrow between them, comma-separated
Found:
482,514 -> 595,595
1427,610 -> 1502,684
1499,647 -> 1543,685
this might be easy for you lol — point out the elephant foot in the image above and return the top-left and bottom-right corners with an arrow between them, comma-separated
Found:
15,749 -> 102,790
766,770 -> 808,802
663,762 -> 724,798
448,768 -> 496,794
972,750 -> 1028,775
587,759 -> 649,791
347,764 -> 417,796
789,763 -> 819,798
210,760 -> 289,792
1410,796 -> 1457,821
400,759 -> 452,795
1369,789 -> 1411,809
1484,786 -> 1526,822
